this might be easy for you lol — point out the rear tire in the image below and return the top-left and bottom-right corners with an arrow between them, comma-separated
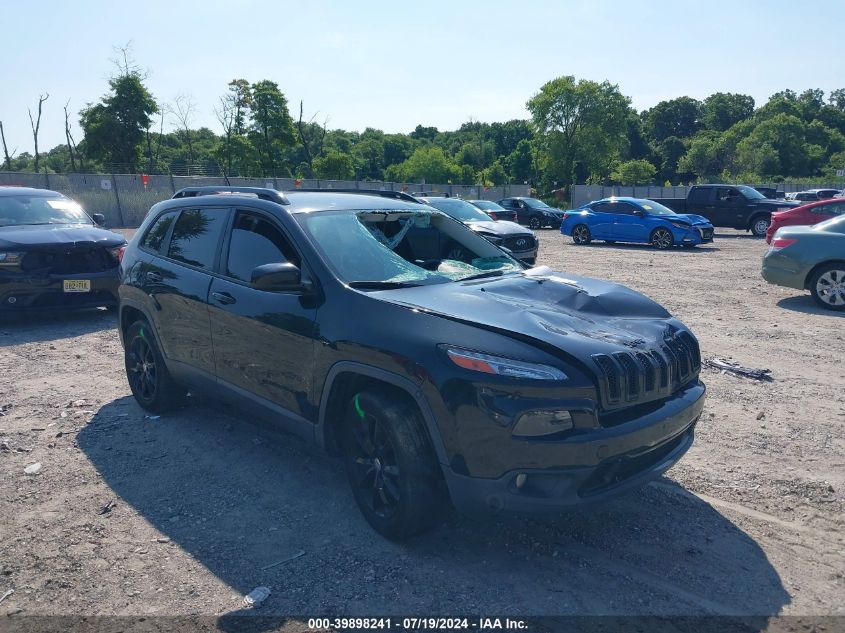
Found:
750,216 -> 771,237
340,389 -> 445,540
809,264 -> 845,311
124,319 -> 185,413
528,217 -> 541,230
572,224 -> 592,245
650,227 -> 673,249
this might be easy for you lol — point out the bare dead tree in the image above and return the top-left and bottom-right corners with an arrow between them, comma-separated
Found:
172,94 -> 197,166
63,99 -> 78,172
145,103 -> 167,174
214,95 -> 235,175
0,121 -> 15,170
28,93 -> 49,174
297,100 -> 328,178
110,41 -> 146,79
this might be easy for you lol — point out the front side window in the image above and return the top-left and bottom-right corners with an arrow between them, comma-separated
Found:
226,211 -> 299,282
0,194 -> 91,227
166,208 -> 228,270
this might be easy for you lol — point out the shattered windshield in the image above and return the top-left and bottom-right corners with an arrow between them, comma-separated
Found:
297,209 -> 523,288
0,195 -> 91,227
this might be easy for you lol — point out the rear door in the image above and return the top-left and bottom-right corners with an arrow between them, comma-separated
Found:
714,187 -> 752,228
586,202 -> 616,239
812,201 -> 845,223
146,206 -> 229,378
207,208 -> 319,419
688,186 -> 719,224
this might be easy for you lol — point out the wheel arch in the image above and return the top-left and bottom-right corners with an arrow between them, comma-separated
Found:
804,259 -> 845,290
316,362 -> 448,466
118,300 -> 156,348
747,211 -> 772,231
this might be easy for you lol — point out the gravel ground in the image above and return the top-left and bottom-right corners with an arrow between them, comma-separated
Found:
0,228 -> 843,623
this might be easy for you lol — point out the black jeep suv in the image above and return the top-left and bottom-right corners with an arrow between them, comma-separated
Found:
118,186 -> 705,539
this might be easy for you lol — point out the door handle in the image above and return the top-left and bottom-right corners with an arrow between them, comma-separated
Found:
146,271 -> 163,283
211,291 -> 237,305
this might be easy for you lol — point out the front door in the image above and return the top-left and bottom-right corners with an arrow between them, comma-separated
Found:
611,202 -> 649,241
207,209 -> 319,419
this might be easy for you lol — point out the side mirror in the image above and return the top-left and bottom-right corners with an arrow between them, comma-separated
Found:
250,262 -> 303,292
633,209 -> 644,217
92,213 -> 106,226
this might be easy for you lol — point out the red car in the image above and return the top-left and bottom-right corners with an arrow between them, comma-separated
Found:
766,198 -> 845,243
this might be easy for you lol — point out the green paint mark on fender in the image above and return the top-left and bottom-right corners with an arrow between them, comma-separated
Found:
353,393 -> 365,418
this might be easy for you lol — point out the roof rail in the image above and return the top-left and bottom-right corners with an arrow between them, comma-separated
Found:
172,186 -> 290,205
294,188 -> 422,203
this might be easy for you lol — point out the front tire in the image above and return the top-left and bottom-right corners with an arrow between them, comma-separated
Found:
809,264 -> 845,311
340,389 -> 445,540
651,227 -> 674,249
571,224 -> 592,245
124,320 -> 185,413
750,216 -> 771,237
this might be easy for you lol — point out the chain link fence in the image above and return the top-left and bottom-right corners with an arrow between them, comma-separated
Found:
571,183 -> 845,208
0,172 -> 530,228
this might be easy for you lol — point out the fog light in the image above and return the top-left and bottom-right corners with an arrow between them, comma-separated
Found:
512,410 -> 573,438
515,473 -> 527,489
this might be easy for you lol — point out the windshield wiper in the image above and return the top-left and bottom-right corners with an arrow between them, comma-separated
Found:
459,270 -> 506,282
347,280 -> 423,289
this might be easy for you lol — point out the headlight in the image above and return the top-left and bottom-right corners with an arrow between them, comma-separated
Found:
442,346 -> 567,381
667,220 -> 690,229
0,252 -> 23,266
512,410 -> 574,437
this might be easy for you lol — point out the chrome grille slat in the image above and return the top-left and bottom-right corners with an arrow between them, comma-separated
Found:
592,332 -> 701,419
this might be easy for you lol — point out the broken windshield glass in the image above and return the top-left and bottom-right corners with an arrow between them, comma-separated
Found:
297,209 -> 522,287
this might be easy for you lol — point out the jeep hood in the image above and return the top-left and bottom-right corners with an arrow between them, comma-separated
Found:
380,267 -> 684,361
0,224 -> 125,250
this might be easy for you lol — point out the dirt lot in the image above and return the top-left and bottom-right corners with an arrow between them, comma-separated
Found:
0,228 -> 843,623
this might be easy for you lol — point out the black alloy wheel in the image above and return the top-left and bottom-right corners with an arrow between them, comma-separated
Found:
340,389 -> 444,539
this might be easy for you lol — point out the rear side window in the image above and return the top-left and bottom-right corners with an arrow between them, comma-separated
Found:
688,187 -> 710,204
592,202 -> 615,213
141,210 -> 179,252
226,211 -> 299,282
166,208 -> 228,270
815,203 -> 845,215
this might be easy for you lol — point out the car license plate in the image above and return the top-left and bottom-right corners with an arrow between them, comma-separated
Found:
63,280 -> 91,293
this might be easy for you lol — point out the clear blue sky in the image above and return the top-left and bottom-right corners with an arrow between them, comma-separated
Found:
1,0 -> 843,155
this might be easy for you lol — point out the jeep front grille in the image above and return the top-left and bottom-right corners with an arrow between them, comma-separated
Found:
591,331 -> 700,412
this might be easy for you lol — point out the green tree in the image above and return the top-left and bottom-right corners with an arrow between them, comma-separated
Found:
701,93 -> 754,131
643,97 -> 702,142
79,65 -> 158,171
527,75 -> 629,190
313,149 -> 355,180
249,80 -> 296,176
386,146 -> 461,183
610,159 -> 656,184
504,139 -> 534,183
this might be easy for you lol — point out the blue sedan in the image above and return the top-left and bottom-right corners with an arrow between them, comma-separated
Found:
561,197 -> 715,249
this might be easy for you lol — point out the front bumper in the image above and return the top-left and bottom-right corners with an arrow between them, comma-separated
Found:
674,226 -> 713,245
441,381 -> 705,514
0,270 -> 119,312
